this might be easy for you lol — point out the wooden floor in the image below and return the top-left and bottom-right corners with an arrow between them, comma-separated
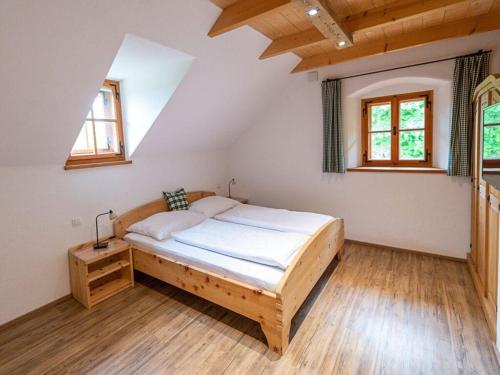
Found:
0,243 -> 499,375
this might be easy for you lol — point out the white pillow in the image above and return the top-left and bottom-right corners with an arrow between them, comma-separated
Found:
127,211 -> 206,241
189,196 -> 241,217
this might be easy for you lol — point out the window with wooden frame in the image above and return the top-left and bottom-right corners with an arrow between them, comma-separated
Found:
65,80 -> 127,169
483,102 -> 500,169
361,91 -> 433,167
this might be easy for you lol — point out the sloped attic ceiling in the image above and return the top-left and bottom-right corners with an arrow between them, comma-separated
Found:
106,34 -> 195,157
0,0 -> 298,167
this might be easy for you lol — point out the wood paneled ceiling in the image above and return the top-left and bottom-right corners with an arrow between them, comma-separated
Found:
209,0 -> 500,73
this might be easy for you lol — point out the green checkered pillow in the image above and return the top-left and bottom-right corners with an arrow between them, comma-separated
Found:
163,188 -> 189,211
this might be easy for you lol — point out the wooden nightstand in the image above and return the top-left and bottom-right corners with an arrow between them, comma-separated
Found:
68,238 -> 134,309
228,196 -> 249,204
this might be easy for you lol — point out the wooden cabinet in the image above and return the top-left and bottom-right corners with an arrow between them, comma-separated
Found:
469,74 -> 500,341
488,187 -> 499,307
477,181 -> 488,287
68,238 -> 134,309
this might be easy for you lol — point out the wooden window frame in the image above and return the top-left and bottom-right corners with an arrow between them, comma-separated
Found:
361,90 -> 433,168
65,80 -> 126,168
482,99 -> 500,169
482,121 -> 500,168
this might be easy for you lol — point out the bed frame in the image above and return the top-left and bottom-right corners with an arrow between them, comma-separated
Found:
114,191 -> 344,355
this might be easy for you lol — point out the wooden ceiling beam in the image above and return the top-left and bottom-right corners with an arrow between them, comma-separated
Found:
261,0 -> 467,59
260,28 -> 325,59
208,0 -> 291,37
291,9 -> 500,73
292,0 -> 353,48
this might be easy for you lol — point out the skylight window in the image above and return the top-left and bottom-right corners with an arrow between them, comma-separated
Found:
66,80 -> 127,169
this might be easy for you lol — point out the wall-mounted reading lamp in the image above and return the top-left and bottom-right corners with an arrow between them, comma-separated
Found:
228,178 -> 236,198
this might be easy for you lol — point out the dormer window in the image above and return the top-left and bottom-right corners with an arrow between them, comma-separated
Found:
361,90 -> 433,167
65,80 -> 128,169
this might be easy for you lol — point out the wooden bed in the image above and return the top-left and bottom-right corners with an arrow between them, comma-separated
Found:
114,191 -> 344,355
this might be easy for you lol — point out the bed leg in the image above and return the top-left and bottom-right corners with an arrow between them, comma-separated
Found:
261,323 -> 290,355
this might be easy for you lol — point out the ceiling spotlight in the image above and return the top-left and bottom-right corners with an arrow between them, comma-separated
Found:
307,7 -> 320,16
337,40 -> 346,47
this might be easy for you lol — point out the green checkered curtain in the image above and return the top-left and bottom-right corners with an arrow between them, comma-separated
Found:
322,79 -> 345,173
448,52 -> 490,176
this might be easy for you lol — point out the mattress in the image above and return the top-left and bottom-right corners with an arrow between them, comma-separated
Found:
214,204 -> 335,235
124,232 -> 284,292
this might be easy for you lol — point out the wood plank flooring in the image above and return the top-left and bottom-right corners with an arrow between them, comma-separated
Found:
0,243 -> 498,374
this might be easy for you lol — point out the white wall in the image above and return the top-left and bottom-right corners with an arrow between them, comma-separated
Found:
0,152 -> 228,325
229,33 -> 500,260
107,34 -> 195,157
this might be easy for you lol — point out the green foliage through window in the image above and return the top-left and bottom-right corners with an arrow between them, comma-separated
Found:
371,132 -> 391,160
484,102 -> 500,125
400,100 -> 425,130
484,125 -> 500,160
370,104 -> 391,131
399,100 -> 425,159
400,130 -> 425,160
483,103 -> 500,161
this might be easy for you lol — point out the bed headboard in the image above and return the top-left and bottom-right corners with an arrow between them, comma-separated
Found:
113,191 -> 216,239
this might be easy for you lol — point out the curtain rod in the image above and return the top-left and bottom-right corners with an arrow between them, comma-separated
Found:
323,49 -> 492,82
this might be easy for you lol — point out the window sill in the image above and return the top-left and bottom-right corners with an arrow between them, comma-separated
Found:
64,160 -> 132,171
347,167 -> 447,174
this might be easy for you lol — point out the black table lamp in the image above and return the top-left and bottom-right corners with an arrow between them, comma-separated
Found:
94,210 -> 117,249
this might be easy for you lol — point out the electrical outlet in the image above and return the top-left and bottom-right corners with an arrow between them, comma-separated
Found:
72,217 -> 82,227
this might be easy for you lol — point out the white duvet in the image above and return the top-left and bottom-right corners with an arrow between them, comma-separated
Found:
214,204 -> 334,235
171,219 -> 309,270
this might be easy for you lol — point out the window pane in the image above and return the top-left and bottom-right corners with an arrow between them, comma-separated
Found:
92,88 -> 116,120
484,125 -> 500,159
370,132 -> 391,160
399,130 -> 425,160
400,100 -> 425,130
370,104 -> 391,131
484,102 -> 500,125
95,121 -> 119,154
71,121 -> 95,155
